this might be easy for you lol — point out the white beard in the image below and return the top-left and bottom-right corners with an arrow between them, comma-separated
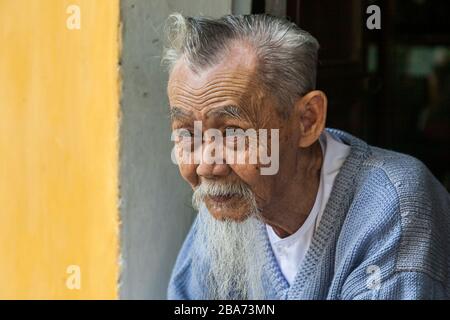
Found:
191,180 -> 266,299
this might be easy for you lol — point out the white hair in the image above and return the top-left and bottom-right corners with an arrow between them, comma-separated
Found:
162,13 -> 320,117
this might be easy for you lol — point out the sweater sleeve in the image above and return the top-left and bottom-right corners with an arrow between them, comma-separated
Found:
348,271 -> 448,300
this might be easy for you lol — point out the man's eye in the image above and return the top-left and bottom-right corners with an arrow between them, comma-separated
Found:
224,126 -> 244,136
175,129 -> 193,137
173,129 -> 194,142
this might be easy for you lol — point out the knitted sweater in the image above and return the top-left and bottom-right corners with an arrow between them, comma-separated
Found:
168,129 -> 450,300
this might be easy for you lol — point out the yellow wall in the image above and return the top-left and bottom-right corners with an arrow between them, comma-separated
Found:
0,0 -> 120,299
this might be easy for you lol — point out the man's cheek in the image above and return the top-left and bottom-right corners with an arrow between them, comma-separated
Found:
178,164 -> 198,188
230,162 -> 261,177
231,164 -> 272,202
229,164 -> 263,192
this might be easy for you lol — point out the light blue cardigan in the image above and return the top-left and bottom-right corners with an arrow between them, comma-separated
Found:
168,129 -> 450,300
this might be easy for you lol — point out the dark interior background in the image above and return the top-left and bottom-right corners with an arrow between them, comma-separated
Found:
253,0 -> 450,190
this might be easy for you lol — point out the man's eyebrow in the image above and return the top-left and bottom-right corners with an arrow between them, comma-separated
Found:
205,105 -> 248,122
169,106 -> 193,122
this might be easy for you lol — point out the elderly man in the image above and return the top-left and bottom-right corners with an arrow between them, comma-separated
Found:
164,14 -> 450,300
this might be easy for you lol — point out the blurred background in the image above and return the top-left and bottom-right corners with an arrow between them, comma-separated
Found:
257,0 -> 450,190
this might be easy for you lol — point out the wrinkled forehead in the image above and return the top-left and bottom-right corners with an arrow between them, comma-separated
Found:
167,46 -> 262,111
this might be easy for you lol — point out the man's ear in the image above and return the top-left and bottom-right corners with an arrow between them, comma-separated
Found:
295,90 -> 327,148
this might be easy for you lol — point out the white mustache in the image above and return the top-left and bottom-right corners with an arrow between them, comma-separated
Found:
192,180 -> 254,210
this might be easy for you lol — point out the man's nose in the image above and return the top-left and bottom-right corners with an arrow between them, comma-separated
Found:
196,140 -> 231,178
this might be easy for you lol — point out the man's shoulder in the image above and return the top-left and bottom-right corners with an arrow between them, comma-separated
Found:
330,139 -> 449,297
328,128 -> 445,201
340,142 -> 450,286
339,142 -> 446,225
358,145 -> 449,211
329,129 -> 442,192
352,144 -> 449,240
362,146 -> 433,187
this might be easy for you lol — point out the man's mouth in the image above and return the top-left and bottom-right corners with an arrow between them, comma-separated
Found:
208,194 -> 236,203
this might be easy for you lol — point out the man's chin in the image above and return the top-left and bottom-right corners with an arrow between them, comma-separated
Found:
204,197 -> 252,222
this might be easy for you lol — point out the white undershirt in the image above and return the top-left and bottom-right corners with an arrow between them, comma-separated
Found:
266,131 -> 351,285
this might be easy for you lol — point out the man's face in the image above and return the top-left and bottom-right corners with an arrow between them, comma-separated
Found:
167,47 -> 299,221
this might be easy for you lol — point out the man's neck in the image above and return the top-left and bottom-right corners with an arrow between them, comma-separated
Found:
261,140 -> 323,238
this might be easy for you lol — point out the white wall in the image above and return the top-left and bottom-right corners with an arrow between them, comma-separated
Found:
232,0 -> 252,15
